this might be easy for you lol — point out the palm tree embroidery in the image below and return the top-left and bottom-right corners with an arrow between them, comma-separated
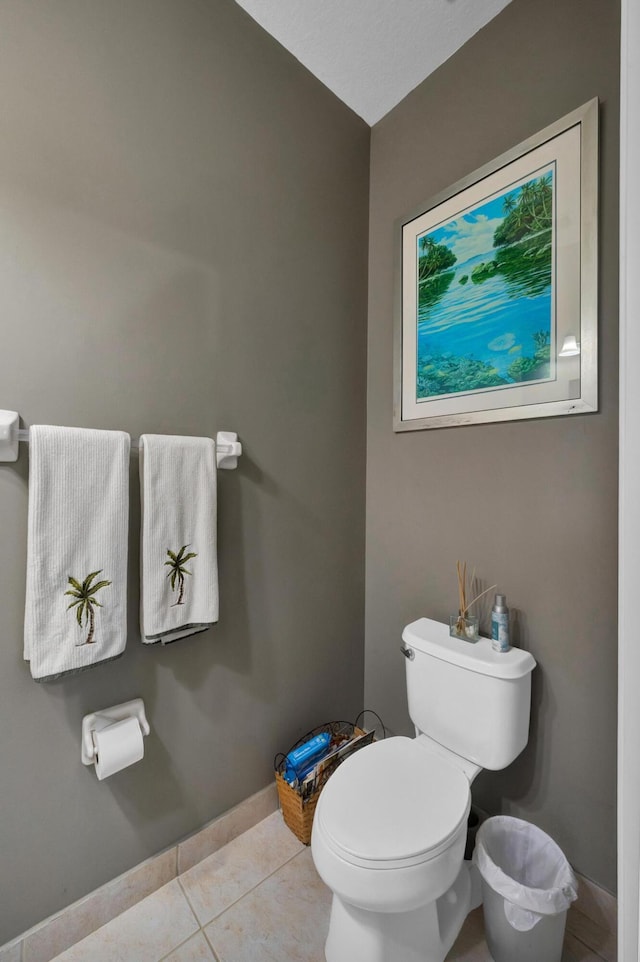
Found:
64,570 -> 112,646
165,545 -> 197,606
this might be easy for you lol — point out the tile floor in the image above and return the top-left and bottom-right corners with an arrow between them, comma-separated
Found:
47,812 -> 613,962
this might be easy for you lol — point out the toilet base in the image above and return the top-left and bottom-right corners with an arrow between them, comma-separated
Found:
324,862 -> 479,962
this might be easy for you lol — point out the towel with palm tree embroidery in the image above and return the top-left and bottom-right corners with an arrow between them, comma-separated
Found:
139,435 -> 218,644
24,425 -> 130,681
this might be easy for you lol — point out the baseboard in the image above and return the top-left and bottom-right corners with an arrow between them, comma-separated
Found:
573,873 -> 617,935
566,874 -> 617,961
1,788 -> 615,962
0,782 -> 278,962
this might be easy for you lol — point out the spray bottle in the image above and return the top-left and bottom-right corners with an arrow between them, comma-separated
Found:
491,594 -> 510,652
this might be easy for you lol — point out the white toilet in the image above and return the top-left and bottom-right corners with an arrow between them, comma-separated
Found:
311,617 -> 536,962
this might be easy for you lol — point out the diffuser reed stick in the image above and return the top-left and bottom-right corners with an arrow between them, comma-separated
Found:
455,561 -> 496,636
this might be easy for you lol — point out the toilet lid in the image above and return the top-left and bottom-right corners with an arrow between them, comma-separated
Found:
316,736 -> 470,866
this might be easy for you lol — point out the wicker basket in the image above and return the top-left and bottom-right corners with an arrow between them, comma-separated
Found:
275,722 -> 373,845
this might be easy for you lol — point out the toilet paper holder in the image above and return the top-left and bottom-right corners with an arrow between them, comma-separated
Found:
81,698 -> 150,767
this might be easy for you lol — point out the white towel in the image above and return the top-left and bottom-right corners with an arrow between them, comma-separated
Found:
24,426 -> 130,682
139,435 -> 218,644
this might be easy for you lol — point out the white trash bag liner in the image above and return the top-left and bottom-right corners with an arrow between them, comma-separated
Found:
473,816 -> 578,931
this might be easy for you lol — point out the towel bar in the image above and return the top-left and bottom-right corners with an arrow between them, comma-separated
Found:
0,411 -> 242,469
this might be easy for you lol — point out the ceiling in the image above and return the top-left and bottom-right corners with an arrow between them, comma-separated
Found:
233,0 -> 514,126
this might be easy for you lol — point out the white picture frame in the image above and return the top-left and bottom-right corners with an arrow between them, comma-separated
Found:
394,99 -> 599,431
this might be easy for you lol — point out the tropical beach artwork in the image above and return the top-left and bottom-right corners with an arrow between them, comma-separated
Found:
415,166 -> 555,401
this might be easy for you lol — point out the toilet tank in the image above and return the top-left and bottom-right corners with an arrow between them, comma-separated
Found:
402,618 -> 536,771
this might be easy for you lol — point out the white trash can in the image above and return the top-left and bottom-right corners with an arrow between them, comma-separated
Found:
473,816 -> 578,962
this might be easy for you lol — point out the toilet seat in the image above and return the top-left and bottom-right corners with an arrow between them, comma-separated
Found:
316,736 -> 471,870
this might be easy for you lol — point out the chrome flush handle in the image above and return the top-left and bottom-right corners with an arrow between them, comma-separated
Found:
400,645 -> 415,660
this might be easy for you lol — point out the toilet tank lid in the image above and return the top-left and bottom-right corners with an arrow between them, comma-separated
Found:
402,618 -> 536,680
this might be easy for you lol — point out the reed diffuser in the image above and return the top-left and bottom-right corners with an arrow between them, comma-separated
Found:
451,561 -> 496,641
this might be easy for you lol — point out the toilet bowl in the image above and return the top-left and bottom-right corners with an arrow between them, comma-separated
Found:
311,736 -> 475,962
311,617 -> 537,962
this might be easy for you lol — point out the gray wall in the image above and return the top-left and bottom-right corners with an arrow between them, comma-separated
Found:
365,0 -> 619,892
0,0 -> 369,942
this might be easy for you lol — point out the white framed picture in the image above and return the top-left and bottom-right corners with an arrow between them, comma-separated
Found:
394,99 -> 598,431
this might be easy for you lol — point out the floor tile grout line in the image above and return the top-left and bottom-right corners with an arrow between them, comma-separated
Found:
42,880 -> 201,962
569,903 -> 617,938
568,931 -> 614,962
45,819 -> 299,961
7,801 -> 276,961
176,875 -> 201,928
44,812 -> 615,962
202,925 -> 222,961
11,806 -> 617,962
178,843 -> 306,928
566,910 -> 617,962
147,878 -> 202,962
158,928 -> 205,962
